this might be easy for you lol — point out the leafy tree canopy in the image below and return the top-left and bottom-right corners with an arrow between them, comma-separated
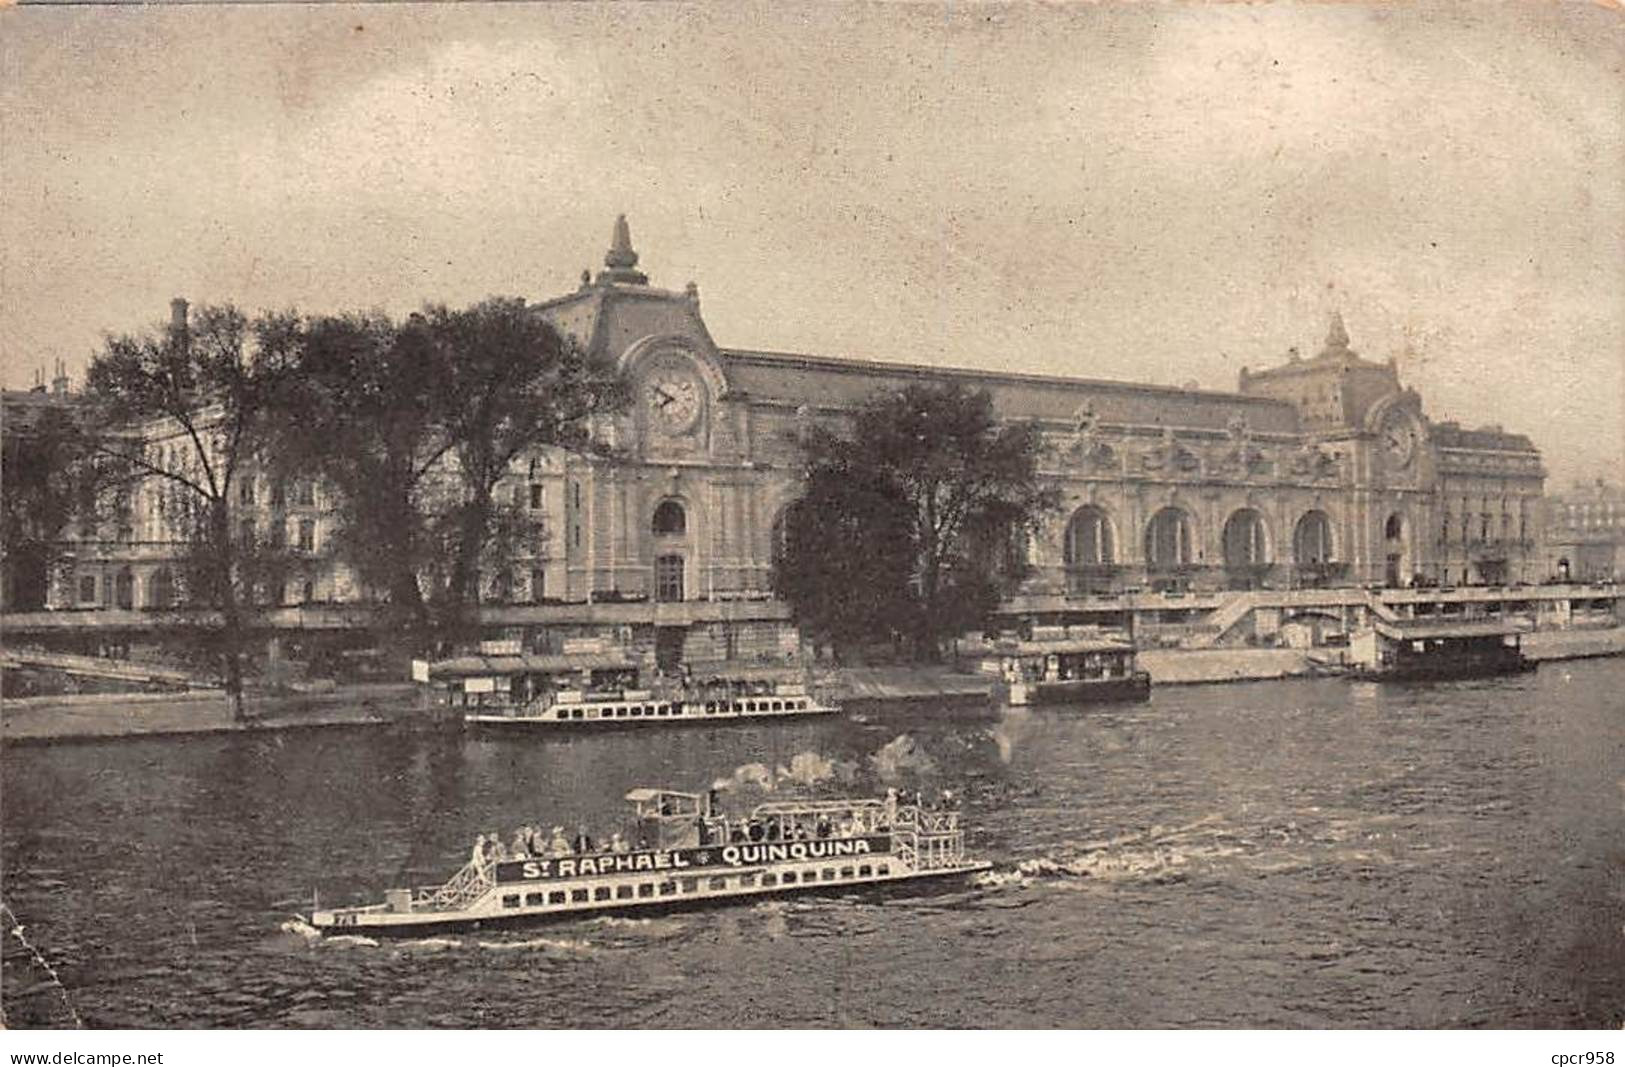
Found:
84,303 -> 294,718
774,382 -> 1058,660
263,297 -> 628,646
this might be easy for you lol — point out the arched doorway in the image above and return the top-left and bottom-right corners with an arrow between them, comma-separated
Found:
770,500 -> 806,567
1383,512 -> 1409,588
1221,508 -> 1271,589
147,568 -> 176,609
1145,507 -> 1195,590
1063,505 -> 1116,594
650,498 -> 688,603
1292,511 -> 1338,587
114,567 -> 134,610
654,554 -> 685,603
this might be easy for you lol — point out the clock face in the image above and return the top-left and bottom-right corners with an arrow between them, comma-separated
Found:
645,369 -> 703,435
1380,412 -> 1418,466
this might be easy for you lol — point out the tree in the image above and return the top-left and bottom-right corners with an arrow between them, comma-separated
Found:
1,404 -> 101,611
419,297 -> 627,640
771,459 -> 918,659
774,382 -> 1058,661
261,311 -> 449,646
264,297 -> 627,648
85,304 -> 292,720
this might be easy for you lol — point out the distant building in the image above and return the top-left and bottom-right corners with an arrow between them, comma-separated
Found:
1544,479 -> 1624,582
38,217 -> 1553,664
1,362 -> 87,611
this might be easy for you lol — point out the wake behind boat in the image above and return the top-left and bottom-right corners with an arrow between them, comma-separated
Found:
310,786 -> 989,936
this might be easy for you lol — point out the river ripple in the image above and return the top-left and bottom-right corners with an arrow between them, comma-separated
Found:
3,658 -> 1622,1028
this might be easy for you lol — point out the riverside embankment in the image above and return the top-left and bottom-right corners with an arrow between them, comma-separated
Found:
4,627 -> 1620,743
0,682 -> 419,744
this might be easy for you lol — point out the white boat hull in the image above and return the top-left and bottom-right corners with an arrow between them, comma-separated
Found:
466,699 -> 840,729
312,860 -> 991,936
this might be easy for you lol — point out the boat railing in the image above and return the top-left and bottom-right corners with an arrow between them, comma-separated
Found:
898,807 -> 961,834
751,798 -> 886,818
415,858 -> 494,911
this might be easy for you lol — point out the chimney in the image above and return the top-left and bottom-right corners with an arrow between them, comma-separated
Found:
51,357 -> 68,396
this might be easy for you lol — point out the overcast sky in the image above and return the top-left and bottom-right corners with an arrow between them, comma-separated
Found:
3,2 -> 1620,487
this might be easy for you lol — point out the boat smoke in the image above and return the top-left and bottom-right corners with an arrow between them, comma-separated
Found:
712,750 -> 860,797
869,733 -> 938,781
989,709 -> 1035,765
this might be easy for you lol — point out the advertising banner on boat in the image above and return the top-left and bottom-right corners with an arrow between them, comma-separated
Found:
495,836 -> 892,883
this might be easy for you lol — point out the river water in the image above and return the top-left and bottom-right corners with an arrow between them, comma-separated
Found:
3,658 -> 1622,1029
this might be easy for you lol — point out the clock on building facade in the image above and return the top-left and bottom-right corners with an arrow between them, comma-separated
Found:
643,364 -> 705,436
1379,408 -> 1419,468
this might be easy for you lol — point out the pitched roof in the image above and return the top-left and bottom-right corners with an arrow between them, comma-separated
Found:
718,349 -> 1302,434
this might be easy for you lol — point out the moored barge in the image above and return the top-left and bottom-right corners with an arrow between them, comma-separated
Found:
1347,618 -> 1537,682
310,787 -> 988,936
981,638 -> 1152,707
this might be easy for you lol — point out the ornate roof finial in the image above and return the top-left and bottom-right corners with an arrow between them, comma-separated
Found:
596,214 -> 649,285
1325,310 -> 1349,352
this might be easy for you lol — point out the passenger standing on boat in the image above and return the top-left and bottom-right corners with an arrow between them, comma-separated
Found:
471,833 -> 488,871
572,826 -> 594,854
816,815 -> 832,839
609,831 -> 629,853
510,829 -> 531,859
548,826 -> 572,856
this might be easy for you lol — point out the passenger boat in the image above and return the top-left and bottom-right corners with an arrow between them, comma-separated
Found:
309,786 -> 990,936
980,638 -> 1151,707
1347,618 -> 1537,682
413,652 -> 840,729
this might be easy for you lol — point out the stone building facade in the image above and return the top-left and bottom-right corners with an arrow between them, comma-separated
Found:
1543,479 -> 1624,582
515,220 -> 1547,616
36,217 -> 1552,662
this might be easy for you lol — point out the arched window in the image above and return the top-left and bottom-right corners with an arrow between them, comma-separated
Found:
652,500 -> 686,536
148,568 -> 175,609
114,568 -> 134,610
1145,507 -> 1194,567
1221,509 -> 1270,567
1384,513 -> 1404,541
1293,511 -> 1334,565
1063,506 -> 1115,566
770,500 -> 805,565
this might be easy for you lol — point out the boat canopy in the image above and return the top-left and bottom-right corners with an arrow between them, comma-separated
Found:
687,664 -> 810,683
426,652 -> 635,679
987,639 -> 1135,657
1369,619 -> 1529,642
625,788 -> 708,819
